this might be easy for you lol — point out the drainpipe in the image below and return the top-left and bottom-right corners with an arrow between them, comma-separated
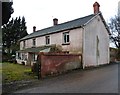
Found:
81,26 -> 85,69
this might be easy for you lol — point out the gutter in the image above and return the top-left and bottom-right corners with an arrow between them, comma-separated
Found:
83,12 -> 101,26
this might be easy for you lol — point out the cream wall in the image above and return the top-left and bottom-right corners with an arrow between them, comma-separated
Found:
62,28 -> 83,53
20,28 -> 83,54
83,15 -> 109,67
26,39 -> 32,48
20,39 -> 33,50
36,36 -> 45,47
20,41 -> 23,50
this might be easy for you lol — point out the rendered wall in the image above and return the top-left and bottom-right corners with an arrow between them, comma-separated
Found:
38,53 -> 82,78
83,15 -> 109,67
20,28 -> 83,54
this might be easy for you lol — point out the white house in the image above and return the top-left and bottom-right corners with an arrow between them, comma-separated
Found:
16,2 -> 110,68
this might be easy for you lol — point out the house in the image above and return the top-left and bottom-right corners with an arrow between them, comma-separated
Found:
16,2 -> 110,68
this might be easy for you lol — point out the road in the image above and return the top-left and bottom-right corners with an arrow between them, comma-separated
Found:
15,63 -> 118,93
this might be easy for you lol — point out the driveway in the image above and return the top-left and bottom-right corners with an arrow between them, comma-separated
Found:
15,63 -> 118,93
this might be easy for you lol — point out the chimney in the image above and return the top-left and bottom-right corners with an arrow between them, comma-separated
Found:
53,18 -> 58,26
33,26 -> 36,32
93,2 -> 100,14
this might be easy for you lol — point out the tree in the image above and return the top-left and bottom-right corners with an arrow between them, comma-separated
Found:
2,16 -> 28,61
109,14 -> 120,59
2,1 -> 14,25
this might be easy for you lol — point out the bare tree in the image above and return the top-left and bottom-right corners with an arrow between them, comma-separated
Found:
109,14 -> 120,59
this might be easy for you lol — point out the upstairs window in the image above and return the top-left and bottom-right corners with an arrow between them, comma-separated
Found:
23,41 -> 26,49
33,38 -> 36,47
63,32 -> 70,44
46,36 -> 50,45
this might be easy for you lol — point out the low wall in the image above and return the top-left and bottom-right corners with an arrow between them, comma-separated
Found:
38,52 -> 82,78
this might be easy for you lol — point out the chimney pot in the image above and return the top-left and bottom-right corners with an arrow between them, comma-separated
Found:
33,26 -> 36,32
53,18 -> 58,25
93,2 -> 100,14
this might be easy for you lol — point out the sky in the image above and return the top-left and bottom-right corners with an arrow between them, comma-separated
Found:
11,0 -> 119,34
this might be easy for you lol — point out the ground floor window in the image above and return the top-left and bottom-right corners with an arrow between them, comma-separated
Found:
18,52 -> 21,59
33,54 -> 37,61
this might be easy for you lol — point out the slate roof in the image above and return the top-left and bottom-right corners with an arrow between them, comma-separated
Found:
20,14 -> 96,41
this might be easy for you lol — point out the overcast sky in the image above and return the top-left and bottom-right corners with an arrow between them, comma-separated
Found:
11,0 -> 119,34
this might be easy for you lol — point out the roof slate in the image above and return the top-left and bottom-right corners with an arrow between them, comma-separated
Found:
20,14 -> 95,41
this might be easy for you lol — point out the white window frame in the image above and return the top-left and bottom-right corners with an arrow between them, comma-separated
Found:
63,32 -> 70,44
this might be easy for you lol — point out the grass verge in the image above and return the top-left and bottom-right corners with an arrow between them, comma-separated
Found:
2,62 -> 37,83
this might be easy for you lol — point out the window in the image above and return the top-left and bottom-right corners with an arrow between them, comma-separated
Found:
46,36 -> 50,45
33,54 -> 37,61
23,41 -> 26,49
33,39 -> 36,47
63,32 -> 70,44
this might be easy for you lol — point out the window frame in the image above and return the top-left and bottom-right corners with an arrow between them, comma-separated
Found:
32,38 -> 36,47
23,40 -> 26,49
33,53 -> 37,61
62,32 -> 70,45
45,35 -> 50,45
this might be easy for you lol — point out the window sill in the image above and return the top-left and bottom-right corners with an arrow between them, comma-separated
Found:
62,43 -> 70,45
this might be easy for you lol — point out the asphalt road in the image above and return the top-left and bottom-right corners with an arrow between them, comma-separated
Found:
15,63 -> 118,93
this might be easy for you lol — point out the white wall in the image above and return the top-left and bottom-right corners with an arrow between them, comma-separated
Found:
20,39 -> 33,50
20,28 -> 83,53
20,41 -> 23,50
83,15 -> 109,67
62,28 -> 83,53
36,36 -> 45,47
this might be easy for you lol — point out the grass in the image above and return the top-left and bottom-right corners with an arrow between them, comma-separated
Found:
2,62 -> 37,83
0,63 -> 2,84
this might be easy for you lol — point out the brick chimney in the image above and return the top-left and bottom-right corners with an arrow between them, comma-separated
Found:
93,2 -> 100,14
33,26 -> 36,32
53,18 -> 58,26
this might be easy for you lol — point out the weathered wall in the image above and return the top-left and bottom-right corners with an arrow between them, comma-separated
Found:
26,39 -> 33,48
36,36 -> 45,47
38,53 -> 82,78
20,41 -> 23,50
83,15 -> 109,67
20,28 -> 83,54
62,28 -> 83,53
20,39 -> 33,50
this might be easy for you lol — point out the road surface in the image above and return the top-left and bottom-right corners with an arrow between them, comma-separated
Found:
15,63 -> 118,93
